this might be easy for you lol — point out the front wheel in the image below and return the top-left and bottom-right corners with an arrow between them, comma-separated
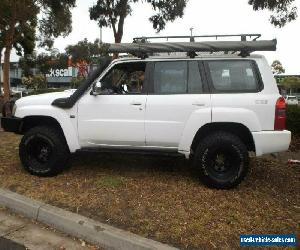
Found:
19,126 -> 70,177
193,132 -> 249,189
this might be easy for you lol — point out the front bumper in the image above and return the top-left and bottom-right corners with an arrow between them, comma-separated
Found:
1,117 -> 22,133
252,130 -> 291,156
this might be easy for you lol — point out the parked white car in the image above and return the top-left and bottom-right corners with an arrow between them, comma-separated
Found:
1,37 -> 291,189
285,95 -> 299,105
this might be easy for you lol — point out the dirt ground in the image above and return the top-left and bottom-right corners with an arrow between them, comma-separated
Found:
0,132 -> 299,249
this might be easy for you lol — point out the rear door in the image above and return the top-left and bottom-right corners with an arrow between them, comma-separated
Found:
205,59 -> 275,131
145,60 -> 211,148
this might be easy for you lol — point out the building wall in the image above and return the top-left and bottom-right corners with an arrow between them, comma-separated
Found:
1,62 -> 98,88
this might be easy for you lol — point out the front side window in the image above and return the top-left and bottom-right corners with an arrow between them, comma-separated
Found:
207,60 -> 261,92
100,62 -> 146,94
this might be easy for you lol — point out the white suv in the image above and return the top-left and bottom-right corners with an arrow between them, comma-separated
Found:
1,39 -> 291,189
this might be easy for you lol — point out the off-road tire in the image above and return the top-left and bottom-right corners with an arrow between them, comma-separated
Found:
19,126 -> 69,177
193,132 -> 249,189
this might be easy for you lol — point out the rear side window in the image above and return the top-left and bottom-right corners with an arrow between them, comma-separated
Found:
207,60 -> 261,92
153,61 -> 203,94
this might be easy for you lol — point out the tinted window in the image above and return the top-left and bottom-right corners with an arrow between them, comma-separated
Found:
208,61 -> 260,92
154,61 -> 187,94
153,61 -> 203,94
188,61 -> 203,93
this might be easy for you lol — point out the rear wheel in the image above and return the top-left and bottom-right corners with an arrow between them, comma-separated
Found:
19,126 -> 69,177
193,132 -> 249,189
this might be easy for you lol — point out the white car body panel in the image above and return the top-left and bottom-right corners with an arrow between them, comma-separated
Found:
78,94 -> 147,147
253,130 -> 291,156
145,94 -> 211,148
14,90 -> 80,153
178,107 -> 212,152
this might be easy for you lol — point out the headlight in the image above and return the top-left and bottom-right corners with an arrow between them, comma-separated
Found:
12,104 -> 17,116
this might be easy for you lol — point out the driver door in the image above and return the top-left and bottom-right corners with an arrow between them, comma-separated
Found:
77,61 -> 148,148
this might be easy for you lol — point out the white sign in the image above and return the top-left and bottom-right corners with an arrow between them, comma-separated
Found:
46,67 -> 73,77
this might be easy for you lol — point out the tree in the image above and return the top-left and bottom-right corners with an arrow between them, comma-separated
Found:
90,0 -> 298,46
19,50 -> 69,77
22,74 -> 47,90
249,0 -> 298,28
0,41 -> 3,95
0,0 -> 38,102
271,60 -> 286,75
282,76 -> 300,94
0,0 -> 76,102
65,38 -> 103,64
89,0 -> 187,44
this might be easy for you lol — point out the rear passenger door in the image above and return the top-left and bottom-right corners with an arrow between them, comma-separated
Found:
145,60 -> 211,148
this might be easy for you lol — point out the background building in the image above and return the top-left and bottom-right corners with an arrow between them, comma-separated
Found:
1,62 -> 99,89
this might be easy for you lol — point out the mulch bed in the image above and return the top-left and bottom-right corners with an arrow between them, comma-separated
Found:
0,132 -> 299,249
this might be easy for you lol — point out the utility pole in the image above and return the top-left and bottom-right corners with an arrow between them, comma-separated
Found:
190,27 -> 194,42
190,27 -> 194,37
100,26 -> 103,44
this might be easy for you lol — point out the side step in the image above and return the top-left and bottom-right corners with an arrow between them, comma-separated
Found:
77,147 -> 185,158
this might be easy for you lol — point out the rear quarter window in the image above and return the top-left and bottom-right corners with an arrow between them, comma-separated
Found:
207,60 -> 262,93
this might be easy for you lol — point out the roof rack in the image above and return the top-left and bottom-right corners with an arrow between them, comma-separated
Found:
133,34 -> 262,43
106,34 -> 276,59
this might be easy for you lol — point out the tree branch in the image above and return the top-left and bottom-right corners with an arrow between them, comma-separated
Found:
106,0 -> 117,38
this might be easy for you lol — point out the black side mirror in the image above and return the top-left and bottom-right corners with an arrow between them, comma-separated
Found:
91,82 -> 102,96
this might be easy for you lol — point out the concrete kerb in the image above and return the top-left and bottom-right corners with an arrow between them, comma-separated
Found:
0,189 -> 42,220
0,189 -> 178,250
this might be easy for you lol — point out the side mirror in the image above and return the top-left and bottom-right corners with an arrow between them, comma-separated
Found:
91,81 -> 102,96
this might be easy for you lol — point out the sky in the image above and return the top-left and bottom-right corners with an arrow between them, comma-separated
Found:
11,0 -> 300,74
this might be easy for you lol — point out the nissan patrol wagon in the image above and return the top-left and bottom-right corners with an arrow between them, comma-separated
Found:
1,34 -> 291,189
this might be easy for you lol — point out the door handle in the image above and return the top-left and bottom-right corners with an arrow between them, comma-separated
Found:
130,102 -> 142,106
192,102 -> 205,107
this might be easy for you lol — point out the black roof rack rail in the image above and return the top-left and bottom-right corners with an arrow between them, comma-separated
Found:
106,38 -> 277,59
133,34 -> 262,43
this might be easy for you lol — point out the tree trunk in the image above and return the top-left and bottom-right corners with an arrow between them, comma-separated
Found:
0,48 -> 2,95
113,34 -> 122,59
3,47 -> 11,102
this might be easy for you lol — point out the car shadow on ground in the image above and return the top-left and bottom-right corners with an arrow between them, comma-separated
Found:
69,151 -> 197,178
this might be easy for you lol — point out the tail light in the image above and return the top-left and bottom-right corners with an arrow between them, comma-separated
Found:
274,97 -> 286,130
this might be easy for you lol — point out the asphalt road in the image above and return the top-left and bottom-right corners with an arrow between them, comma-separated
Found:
0,237 -> 26,250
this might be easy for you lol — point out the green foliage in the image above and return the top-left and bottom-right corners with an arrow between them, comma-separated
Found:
19,50 -> 69,77
286,105 -> 300,135
0,0 -> 76,101
248,0 -> 298,27
22,75 -> 47,90
70,77 -> 85,89
65,38 -> 104,64
37,0 -> 76,48
0,0 -> 38,50
271,60 -> 285,75
89,0 -> 187,43
19,52 -> 38,77
94,176 -> 125,188
282,77 -> 300,89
